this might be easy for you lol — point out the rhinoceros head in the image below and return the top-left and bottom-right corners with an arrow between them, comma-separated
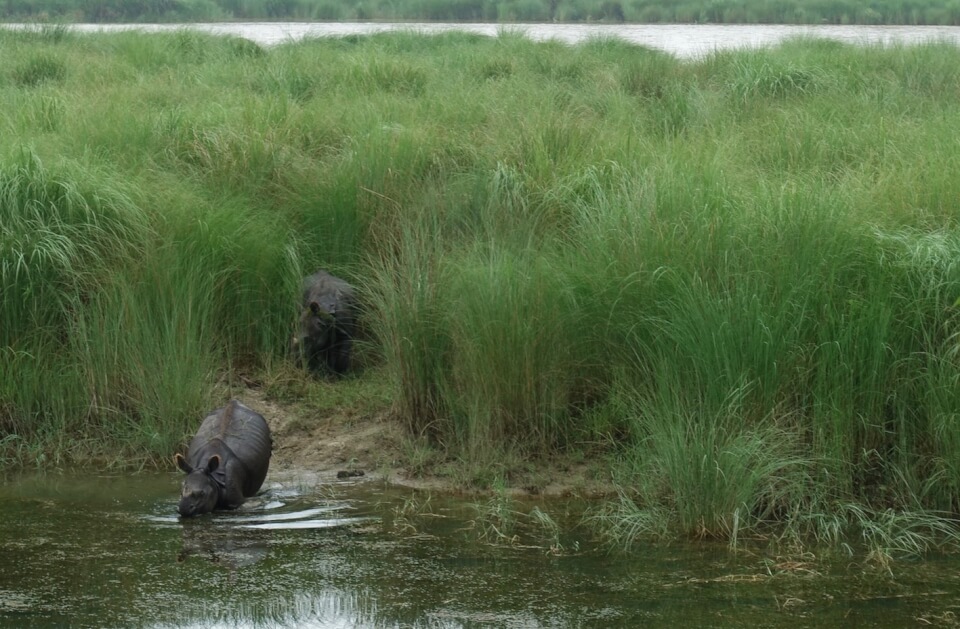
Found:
175,454 -> 221,517
291,296 -> 338,361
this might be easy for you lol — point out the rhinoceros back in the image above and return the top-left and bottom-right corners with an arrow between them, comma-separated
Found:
186,400 -> 272,498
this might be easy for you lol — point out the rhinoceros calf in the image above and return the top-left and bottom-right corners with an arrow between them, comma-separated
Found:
174,400 -> 272,517
290,269 -> 357,376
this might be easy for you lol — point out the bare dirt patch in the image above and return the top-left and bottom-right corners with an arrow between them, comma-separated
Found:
240,383 -> 615,499
243,387 -> 405,483
240,383 -> 462,494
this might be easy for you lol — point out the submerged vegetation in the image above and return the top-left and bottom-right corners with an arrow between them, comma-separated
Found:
6,0 -> 960,24
4,26 -> 960,552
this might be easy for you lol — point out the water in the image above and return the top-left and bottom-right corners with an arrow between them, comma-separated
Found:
2,473 -> 960,628
8,22 -> 960,58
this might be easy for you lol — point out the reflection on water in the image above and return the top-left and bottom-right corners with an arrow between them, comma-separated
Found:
177,522 -> 269,570
2,473 -> 960,628
166,491 -> 371,568
5,22 -> 960,58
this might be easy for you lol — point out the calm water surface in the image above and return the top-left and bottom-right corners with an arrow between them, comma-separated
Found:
9,22 -> 960,57
1,473 -> 960,628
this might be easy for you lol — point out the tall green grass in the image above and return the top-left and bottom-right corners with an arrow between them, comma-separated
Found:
0,150 -> 301,465
4,27 -> 960,547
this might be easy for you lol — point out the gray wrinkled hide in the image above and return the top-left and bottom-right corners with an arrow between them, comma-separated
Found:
292,270 -> 357,376
183,400 -> 272,509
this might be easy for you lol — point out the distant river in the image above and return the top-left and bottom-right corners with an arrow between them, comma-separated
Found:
13,22 -> 960,58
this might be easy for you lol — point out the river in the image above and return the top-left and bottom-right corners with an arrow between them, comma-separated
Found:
2,473 -> 959,628
8,22 -> 960,57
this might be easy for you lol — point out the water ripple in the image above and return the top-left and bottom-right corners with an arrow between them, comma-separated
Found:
238,516 -> 374,530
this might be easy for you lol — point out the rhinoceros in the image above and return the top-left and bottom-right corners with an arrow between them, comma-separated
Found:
174,400 -> 272,517
290,270 -> 357,376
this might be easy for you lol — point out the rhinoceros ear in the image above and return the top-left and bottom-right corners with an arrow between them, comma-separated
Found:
205,455 -> 221,474
175,453 -> 193,474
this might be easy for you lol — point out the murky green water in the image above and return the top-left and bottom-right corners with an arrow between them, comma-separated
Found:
2,473 -> 959,628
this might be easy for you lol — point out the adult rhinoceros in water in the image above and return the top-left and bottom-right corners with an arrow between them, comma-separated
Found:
174,400 -> 272,517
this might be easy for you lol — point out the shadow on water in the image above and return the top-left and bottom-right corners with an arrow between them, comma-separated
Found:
2,472 -> 960,628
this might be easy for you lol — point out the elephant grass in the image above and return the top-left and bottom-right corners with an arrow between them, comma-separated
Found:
5,29 -> 960,550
